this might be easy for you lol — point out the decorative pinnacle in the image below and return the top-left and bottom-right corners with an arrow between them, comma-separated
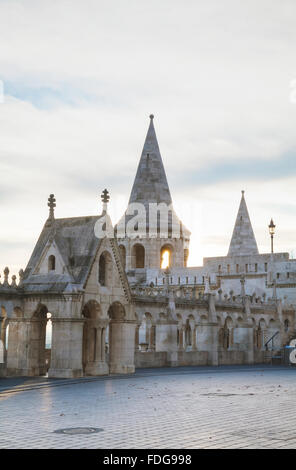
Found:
101,189 -> 110,204
47,194 -> 56,220
149,114 -> 154,120
101,189 -> 110,214
241,190 -> 245,196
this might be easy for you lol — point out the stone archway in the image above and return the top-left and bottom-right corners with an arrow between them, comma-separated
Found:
30,304 -> 51,376
82,300 -> 108,376
0,306 -> 8,372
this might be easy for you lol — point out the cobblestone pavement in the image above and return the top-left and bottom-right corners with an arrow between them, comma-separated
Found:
0,365 -> 296,449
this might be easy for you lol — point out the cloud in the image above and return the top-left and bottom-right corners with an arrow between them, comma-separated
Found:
0,0 -> 295,273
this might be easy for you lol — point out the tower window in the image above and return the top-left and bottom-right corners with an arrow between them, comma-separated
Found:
184,249 -> 189,267
132,244 -> 145,268
48,255 -> 56,271
160,245 -> 172,269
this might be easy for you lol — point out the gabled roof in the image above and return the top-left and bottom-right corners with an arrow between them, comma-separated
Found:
23,215 -> 104,292
228,191 -> 259,257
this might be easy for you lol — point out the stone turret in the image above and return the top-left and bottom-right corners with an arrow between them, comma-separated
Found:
228,191 -> 259,257
116,115 -> 190,273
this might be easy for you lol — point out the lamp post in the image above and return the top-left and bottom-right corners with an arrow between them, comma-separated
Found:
268,219 -> 275,254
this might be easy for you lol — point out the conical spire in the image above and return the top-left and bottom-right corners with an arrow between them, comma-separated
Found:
228,191 -> 259,256
128,114 -> 172,206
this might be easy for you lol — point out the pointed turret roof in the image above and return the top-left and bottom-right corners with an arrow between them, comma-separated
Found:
128,114 -> 172,206
228,191 -> 259,256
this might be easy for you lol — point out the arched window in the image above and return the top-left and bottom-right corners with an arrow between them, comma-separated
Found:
118,245 -> 126,270
284,319 -> 289,332
99,254 -> 106,286
160,244 -> 173,269
132,244 -> 145,268
48,255 -> 56,271
184,248 -> 189,267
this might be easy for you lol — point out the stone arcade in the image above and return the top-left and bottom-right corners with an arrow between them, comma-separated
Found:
0,115 -> 295,378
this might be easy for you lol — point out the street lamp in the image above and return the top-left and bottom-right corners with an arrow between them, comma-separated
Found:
268,218 -> 276,253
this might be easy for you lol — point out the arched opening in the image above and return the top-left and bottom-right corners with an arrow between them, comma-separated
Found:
118,245 -> 126,270
185,319 -> 192,350
132,244 -> 145,268
32,304 -> 52,376
98,251 -> 112,287
0,306 -> 7,365
45,313 -> 52,373
258,318 -> 266,350
222,317 -> 233,350
138,313 -> 154,352
284,319 -> 289,333
48,255 -> 56,271
160,244 -> 173,269
82,300 -> 104,375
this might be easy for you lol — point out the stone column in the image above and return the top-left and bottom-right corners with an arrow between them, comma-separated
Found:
6,318 -> 42,376
84,321 -> 109,376
240,296 -> 254,363
109,320 -> 136,374
48,318 -> 84,378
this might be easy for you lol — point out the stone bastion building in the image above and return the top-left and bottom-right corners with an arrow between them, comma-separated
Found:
0,115 -> 295,378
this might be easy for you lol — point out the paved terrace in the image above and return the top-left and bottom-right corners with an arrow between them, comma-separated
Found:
0,365 -> 296,449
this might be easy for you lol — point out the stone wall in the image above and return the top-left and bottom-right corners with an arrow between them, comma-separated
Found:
135,350 -> 209,368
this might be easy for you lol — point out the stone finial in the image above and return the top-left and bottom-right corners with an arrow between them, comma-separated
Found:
19,269 -> 24,286
204,275 -> 210,294
149,114 -> 154,120
11,275 -> 17,287
240,275 -> 246,296
47,194 -> 56,221
3,267 -> 9,286
101,189 -> 110,214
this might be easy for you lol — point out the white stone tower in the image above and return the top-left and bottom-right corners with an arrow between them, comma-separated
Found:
116,115 -> 190,273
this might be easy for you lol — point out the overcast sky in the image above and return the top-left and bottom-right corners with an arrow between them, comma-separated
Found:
0,0 -> 296,277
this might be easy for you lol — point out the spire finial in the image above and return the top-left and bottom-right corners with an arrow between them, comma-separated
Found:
101,188 -> 110,214
47,194 -> 56,221
149,114 -> 154,120
241,190 -> 245,196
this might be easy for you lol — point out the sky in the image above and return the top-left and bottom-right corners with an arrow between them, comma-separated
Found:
0,0 -> 296,278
